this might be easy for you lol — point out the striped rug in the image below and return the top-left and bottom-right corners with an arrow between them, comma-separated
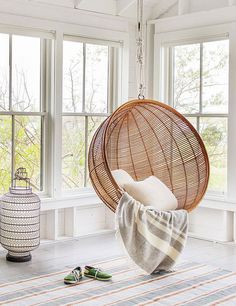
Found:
0,257 -> 236,305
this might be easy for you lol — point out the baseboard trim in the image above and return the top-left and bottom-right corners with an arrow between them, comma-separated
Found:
40,229 -> 116,244
188,231 -> 235,244
0,229 -> 116,254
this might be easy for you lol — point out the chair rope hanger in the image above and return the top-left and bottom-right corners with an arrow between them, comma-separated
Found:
88,0 -> 209,213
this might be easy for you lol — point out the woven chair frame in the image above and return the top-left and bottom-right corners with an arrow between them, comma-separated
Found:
89,99 -> 209,212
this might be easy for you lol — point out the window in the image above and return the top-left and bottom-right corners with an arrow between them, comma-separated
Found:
62,39 -> 112,191
0,29 -> 120,197
0,33 -> 48,193
170,39 -> 229,195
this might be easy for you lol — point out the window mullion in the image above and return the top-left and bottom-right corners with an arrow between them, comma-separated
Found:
62,112 -> 109,117
0,111 -> 46,116
82,43 -> 86,113
40,38 -> 47,112
53,31 -> 63,197
40,39 -> 51,193
9,35 -> 14,181
83,43 -> 87,187
182,113 -> 228,118
40,116 -> 44,191
84,116 -> 88,187
11,115 -> 15,180
108,47 -> 113,113
197,116 -> 200,133
9,34 -> 12,112
199,43 -> 203,114
169,47 -> 174,107
227,31 -> 236,200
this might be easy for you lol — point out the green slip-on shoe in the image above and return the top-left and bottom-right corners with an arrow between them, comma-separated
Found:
64,266 -> 83,285
84,266 -> 112,281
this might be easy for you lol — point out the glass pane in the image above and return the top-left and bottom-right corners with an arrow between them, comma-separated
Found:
63,41 -> 83,112
185,116 -> 197,129
85,44 -> 109,113
62,116 -> 85,190
12,35 -> 40,112
173,44 -> 200,114
86,116 -> 107,186
0,116 -> 11,194
0,34 -> 9,111
202,40 -> 229,114
200,117 -> 227,194
15,116 -> 42,191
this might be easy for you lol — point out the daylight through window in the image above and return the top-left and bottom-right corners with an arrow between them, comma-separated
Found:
0,33 -> 47,193
171,39 -> 229,194
62,39 -> 111,191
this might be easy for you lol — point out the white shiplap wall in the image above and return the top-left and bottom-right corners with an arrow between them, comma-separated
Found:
0,0 -> 134,242
128,24 -> 138,100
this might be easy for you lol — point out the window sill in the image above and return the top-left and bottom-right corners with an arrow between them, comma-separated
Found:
40,191 -> 102,211
39,191 -> 236,213
199,197 -> 236,212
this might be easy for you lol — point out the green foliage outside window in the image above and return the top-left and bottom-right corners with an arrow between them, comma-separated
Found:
0,34 -> 42,193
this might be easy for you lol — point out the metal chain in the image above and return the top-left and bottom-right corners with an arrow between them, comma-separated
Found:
137,0 -> 145,99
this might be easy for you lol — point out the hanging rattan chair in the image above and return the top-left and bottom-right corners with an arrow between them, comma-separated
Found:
88,99 -> 209,213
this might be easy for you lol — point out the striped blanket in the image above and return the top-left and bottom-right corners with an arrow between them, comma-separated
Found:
116,192 -> 188,274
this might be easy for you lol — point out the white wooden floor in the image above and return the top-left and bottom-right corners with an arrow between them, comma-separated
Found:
0,233 -> 236,283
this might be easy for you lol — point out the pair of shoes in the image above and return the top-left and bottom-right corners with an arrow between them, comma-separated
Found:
64,266 -> 112,285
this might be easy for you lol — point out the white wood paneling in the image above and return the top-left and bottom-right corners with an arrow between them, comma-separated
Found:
0,0 -> 132,241
149,0 -> 177,19
75,206 -> 107,236
105,207 -> 116,229
0,0 -> 127,32
152,6 -> 236,243
40,212 -> 47,239
116,0 -> 136,15
189,207 -> 234,242
178,0 -> 190,15
53,31 -> 63,198
189,0 -> 228,13
58,209 -> 65,237
150,5 -> 236,31
64,207 -> 78,237
229,0 -> 236,5
46,210 -> 59,240
128,24 -> 138,100
39,203 -> 110,240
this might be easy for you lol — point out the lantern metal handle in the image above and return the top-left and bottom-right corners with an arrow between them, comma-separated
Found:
12,167 -> 31,190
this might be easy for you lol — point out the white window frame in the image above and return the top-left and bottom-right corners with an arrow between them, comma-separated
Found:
0,20 -> 128,206
153,22 -> 236,203
0,8 -> 130,240
0,27 -> 54,196
169,38 -> 229,197
51,32 -> 124,200
60,35 -> 121,196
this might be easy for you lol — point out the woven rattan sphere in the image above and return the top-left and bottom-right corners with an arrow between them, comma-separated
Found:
89,99 -> 209,212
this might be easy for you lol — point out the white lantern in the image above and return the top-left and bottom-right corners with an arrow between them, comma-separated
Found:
0,168 -> 40,262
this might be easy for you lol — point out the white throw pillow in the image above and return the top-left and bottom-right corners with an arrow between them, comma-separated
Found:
111,169 -> 134,188
123,176 -> 178,211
